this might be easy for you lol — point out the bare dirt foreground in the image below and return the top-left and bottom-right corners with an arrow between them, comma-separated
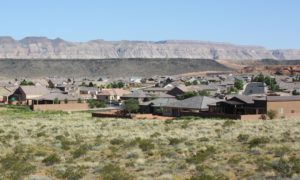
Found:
0,107 -> 300,179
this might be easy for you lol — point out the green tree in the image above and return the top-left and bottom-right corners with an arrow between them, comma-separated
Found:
88,82 -> 94,87
177,91 -> 198,100
20,80 -> 35,86
292,90 -> 300,96
54,98 -> 60,104
77,98 -> 82,103
198,90 -> 210,96
234,79 -> 244,90
123,99 -> 139,114
64,98 -> 68,104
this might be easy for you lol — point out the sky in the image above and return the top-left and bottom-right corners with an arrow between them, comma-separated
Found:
0,0 -> 299,49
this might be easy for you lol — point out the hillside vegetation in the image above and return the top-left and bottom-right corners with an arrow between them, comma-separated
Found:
0,107 -> 299,179
0,59 -> 231,78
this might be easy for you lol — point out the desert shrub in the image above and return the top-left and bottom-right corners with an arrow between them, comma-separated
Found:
150,132 -> 161,138
36,131 -> 47,137
138,139 -> 155,152
94,135 -> 103,146
248,136 -> 270,148
255,156 -> 273,172
42,153 -> 61,166
186,146 -> 216,164
237,134 -> 250,142
273,146 -> 291,157
290,156 -> 300,174
61,139 -> 74,150
228,155 -> 243,165
101,164 -> 133,180
54,166 -> 86,180
181,121 -> 190,129
0,153 -> 36,179
190,165 -> 227,180
198,137 -> 209,142
272,158 -> 293,177
72,144 -> 90,158
110,138 -> 125,145
169,138 -> 185,145
222,120 -> 236,128
164,119 -> 173,124
267,110 -> 277,119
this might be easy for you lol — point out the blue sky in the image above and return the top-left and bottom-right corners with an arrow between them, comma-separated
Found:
0,0 -> 299,49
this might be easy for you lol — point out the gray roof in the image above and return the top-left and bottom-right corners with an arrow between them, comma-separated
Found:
79,86 -> 99,91
122,90 -> 151,98
243,82 -> 267,96
162,96 -> 221,110
140,98 -> 179,107
228,95 -> 255,104
20,86 -> 50,96
267,96 -> 300,102
34,92 -> 79,101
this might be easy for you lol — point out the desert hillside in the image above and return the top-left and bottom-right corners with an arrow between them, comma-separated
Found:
0,107 -> 299,179
0,58 -> 231,78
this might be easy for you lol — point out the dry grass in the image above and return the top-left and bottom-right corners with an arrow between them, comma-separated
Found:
0,107 -> 299,179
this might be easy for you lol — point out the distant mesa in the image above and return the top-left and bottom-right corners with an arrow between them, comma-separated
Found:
0,36 -> 300,60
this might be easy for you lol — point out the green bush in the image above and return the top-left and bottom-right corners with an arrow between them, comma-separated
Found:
87,99 -> 106,108
42,153 -> 61,166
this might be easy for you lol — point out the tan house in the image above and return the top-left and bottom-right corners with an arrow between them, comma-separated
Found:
267,96 -> 300,116
97,89 -> 130,102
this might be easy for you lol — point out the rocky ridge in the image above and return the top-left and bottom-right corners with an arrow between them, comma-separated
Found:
0,36 -> 299,60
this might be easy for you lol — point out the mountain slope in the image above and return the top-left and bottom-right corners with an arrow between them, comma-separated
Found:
0,36 -> 299,60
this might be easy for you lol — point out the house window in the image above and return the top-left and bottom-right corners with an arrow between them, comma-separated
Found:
279,108 -> 284,114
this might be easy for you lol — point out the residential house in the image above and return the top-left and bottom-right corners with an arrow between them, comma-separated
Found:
121,90 -> 152,102
139,98 -> 178,114
97,89 -> 130,103
78,86 -> 100,99
161,96 -> 221,117
9,86 -> 50,105
0,86 -> 17,103
209,95 -> 266,115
